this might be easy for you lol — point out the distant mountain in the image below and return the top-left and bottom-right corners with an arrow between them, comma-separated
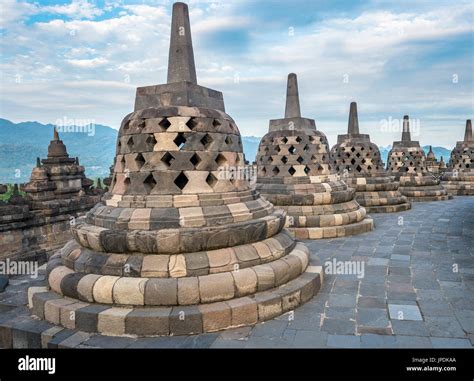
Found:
0,118 -> 453,184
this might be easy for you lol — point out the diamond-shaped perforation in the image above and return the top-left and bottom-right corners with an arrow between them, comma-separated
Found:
143,173 -> 156,192
282,137 -> 288,144
212,119 -> 221,128
206,172 -> 218,188
297,156 -> 304,164
174,133 -> 186,150
215,153 -> 227,167
289,145 -> 296,154
272,167 -> 280,175
135,153 -> 145,169
159,118 -> 171,130
146,134 -> 157,149
304,165 -> 310,174
225,135 -> 233,145
288,166 -> 296,176
201,133 -> 214,149
186,118 -> 198,130
281,156 -> 288,164
296,136 -> 303,143
126,136 -> 134,150
190,153 -> 201,167
161,152 -> 174,167
174,172 -> 189,190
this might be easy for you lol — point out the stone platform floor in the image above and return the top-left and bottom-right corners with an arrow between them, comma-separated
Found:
1,197 -> 473,348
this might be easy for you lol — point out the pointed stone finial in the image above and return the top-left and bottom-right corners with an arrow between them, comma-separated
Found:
401,115 -> 411,142
284,73 -> 301,118
347,102 -> 359,134
12,184 -> 19,196
53,127 -> 59,141
464,119 -> 472,142
167,2 -> 197,84
429,145 -> 433,153
76,157 -> 80,165
36,157 -> 41,167
97,178 -> 103,189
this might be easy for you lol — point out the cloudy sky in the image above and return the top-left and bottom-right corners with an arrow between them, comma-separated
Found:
0,0 -> 472,148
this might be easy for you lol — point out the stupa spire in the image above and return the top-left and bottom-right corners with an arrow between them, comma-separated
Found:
347,102 -> 359,134
167,2 -> 197,84
284,73 -> 301,118
401,115 -> 411,142
53,127 -> 59,141
464,119 -> 472,142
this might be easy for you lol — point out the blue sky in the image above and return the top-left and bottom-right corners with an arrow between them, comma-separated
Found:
0,0 -> 472,148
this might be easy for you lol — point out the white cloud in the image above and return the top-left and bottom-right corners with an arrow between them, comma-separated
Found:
66,57 -> 109,68
42,0 -> 103,20
0,0 -> 38,29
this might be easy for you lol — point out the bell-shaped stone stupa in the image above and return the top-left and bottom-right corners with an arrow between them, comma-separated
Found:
441,119 -> 474,195
330,102 -> 411,213
386,116 -> 451,201
256,75 -> 374,240
29,2 -> 322,337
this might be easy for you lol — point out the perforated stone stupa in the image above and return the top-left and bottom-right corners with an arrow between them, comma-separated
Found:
29,3 -> 322,337
386,116 -> 451,201
330,102 -> 411,213
441,119 -> 474,195
256,74 -> 373,240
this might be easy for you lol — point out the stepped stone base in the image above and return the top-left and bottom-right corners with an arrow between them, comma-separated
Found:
289,217 -> 374,240
363,203 -> 411,213
26,266 -> 321,338
344,176 -> 411,214
441,176 -> 474,196
405,195 -> 452,202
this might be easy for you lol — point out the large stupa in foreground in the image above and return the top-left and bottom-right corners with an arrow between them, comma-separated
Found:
29,2 -> 322,336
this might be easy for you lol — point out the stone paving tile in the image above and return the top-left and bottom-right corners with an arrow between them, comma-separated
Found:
357,308 -> 390,328
291,330 -> 328,348
360,334 -> 397,348
321,318 -> 356,335
328,294 -> 357,308
327,334 -> 361,348
251,320 -> 288,337
325,307 -> 356,320
430,337 -> 472,348
388,304 -> 423,321
396,335 -> 433,348
391,320 -> 430,336
424,317 -> 467,338
368,258 -> 389,266
286,313 -> 322,331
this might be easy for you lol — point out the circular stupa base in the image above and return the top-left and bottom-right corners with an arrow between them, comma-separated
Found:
363,202 -> 411,213
288,217 -> 374,240
29,242 -> 323,336
441,181 -> 474,196
406,195 -> 452,202
29,271 -> 322,337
